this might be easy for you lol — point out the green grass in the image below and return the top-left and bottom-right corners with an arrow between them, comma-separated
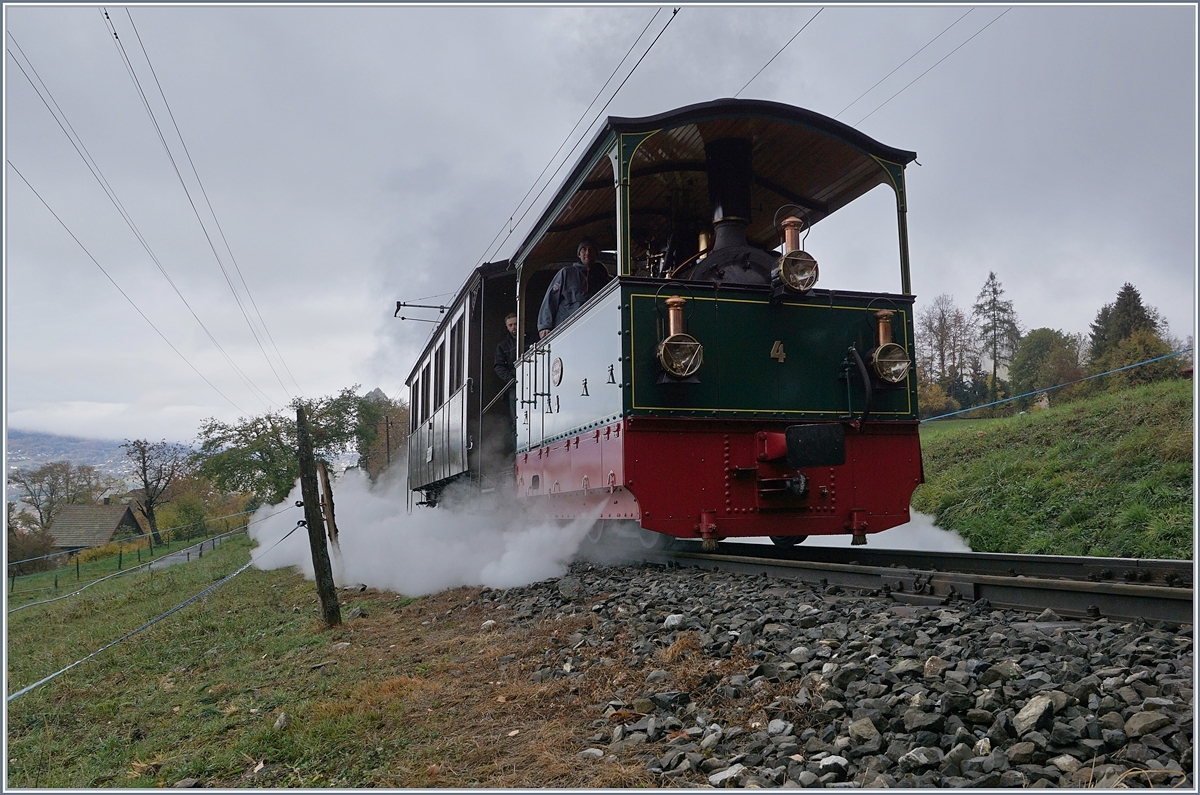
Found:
912,379 -> 1194,559
6,535 -> 357,787
6,535 -> 661,788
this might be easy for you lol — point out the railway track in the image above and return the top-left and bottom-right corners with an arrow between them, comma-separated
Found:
639,540 -> 1194,625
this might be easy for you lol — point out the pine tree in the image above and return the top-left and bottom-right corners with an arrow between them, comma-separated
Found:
1088,283 -> 1160,363
972,272 -> 1022,388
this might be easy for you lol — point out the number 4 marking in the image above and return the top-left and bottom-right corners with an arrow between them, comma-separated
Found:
770,340 -> 786,362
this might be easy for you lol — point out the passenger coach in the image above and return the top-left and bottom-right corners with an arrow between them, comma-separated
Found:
405,98 -> 923,549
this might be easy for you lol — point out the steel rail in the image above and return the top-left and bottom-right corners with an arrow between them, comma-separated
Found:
643,542 -> 1194,625
686,541 -> 1194,587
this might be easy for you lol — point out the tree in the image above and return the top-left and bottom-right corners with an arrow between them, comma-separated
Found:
357,388 -> 410,479
6,461 -> 113,533
193,386 -> 392,504
1086,283 -> 1180,388
1010,328 -> 1085,405
972,272 -> 1022,398
1100,327 -> 1180,388
122,439 -> 190,545
1088,283 -> 1161,364
916,293 -> 978,390
917,381 -> 959,420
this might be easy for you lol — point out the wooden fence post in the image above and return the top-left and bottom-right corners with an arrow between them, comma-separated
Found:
316,460 -> 340,549
297,406 -> 341,627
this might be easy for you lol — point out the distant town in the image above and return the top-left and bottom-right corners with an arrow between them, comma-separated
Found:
6,429 -> 136,483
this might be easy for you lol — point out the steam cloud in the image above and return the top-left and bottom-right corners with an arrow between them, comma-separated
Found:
248,467 -> 969,597
248,468 -> 600,596
743,509 -> 972,552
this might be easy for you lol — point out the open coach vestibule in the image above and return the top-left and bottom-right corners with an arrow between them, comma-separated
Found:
404,98 -> 923,548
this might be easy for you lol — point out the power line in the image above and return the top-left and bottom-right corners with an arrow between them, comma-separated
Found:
475,7 -> 665,268
854,8 -> 1013,127
7,160 -> 248,415
735,8 -> 823,98
123,9 -> 304,396
6,35 -> 275,413
100,9 -> 293,406
101,9 -> 288,403
479,7 -> 681,266
834,8 -> 974,119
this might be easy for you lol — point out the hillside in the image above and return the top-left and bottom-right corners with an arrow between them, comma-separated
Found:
5,429 -> 134,479
912,379 -> 1194,560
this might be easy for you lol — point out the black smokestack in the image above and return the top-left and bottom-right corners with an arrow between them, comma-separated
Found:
706,137 -> 753,224
689,137 -> 775,285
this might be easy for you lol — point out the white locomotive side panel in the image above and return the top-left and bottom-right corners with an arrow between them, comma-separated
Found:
516,287 -> 623,454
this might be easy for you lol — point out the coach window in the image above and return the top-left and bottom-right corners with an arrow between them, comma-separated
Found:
434,343 -> 446,409
410,379 -> 419,431
449,316 -> 464,394
420,363 -> 431,422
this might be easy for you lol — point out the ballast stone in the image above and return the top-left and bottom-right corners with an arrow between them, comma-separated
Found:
1126,710 -> 1172,737
1013,694 -> 1055,735
492,561 -> 1195,788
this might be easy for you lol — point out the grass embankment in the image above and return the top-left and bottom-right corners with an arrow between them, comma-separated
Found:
5,535 -> 721,788
913,378 -> 1194,559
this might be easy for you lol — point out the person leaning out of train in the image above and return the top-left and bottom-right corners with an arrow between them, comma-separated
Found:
537,239 -> 611,338
494,312 -> 518,432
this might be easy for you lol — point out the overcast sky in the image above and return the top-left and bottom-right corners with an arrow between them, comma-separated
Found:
4,4 -> 1196,446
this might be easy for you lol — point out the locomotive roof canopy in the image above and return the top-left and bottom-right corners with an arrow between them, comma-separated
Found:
513,98 -> 917,268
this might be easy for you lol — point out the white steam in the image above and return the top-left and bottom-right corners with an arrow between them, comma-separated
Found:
743,509 -> 972,552
248,468 -> 599,596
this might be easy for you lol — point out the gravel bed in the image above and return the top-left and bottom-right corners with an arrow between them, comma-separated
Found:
481,561 -> 1193,788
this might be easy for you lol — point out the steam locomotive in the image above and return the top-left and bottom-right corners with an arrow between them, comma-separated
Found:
404,98 -> 922,549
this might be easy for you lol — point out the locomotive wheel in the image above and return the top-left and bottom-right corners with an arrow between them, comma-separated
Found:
637,526 -> 674,550
770,535 -> 808,547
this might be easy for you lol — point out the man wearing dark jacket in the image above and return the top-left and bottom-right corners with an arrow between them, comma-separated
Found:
537,239 -> 611,338
494,312 -> 518,436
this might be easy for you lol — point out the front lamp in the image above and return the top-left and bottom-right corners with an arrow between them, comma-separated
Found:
871,343 -> 911,383
871,309 -> 910,384
657,295 -> 704,378
658,333 -> 704,378
777,250 -> 819,292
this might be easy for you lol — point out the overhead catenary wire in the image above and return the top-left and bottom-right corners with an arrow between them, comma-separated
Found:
734,8 -> 823,98
474,7 -> 665,268
7,35 -> 275,413
6,160 -> 248,414
854,7 -> 1013,127
99,9 -> 293,407
834,7 -> 974,119
122,9 -> 304,397
478,7 -> 681,267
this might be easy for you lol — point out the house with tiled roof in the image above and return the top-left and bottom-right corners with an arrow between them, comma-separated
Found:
48,504 -> 143,551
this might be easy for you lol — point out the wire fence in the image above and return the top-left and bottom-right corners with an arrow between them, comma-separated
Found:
6,506 -> 261,570
7,515 -> 304,703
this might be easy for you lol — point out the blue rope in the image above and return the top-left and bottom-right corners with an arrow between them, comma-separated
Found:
921,348 -> 1192,423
